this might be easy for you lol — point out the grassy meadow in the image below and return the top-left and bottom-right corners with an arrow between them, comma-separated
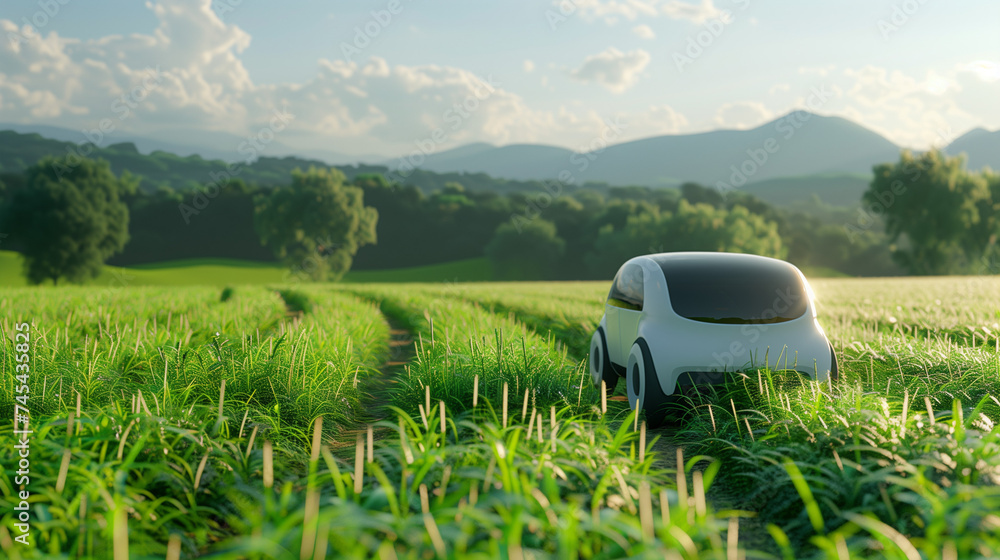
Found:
1,273 -> 999,558
0,251 -> 493,287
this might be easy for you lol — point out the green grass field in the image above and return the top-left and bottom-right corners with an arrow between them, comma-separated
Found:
0,251 -> 493,287
1,274 -> 998,558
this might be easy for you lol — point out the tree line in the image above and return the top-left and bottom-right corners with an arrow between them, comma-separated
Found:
0,150 -> 994,285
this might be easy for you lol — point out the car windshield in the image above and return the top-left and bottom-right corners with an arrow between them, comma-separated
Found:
652,255 -> 809,324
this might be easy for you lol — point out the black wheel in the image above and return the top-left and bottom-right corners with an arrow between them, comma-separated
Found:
589,327 -> 618,393
829,343 -> 839,381
625,337 -> 669,428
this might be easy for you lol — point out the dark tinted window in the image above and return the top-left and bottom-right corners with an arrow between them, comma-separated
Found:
607,263 -> 644,311
653,255 -> 807,324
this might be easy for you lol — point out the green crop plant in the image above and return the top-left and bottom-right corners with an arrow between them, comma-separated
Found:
346,284 -> 599,416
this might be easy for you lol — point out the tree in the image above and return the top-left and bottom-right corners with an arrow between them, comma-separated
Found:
486,219 -> 566,280
680,182 -> 723,208
544,196 -> 593,278
254,167 -> 378,281
433,182 -> 473,209
865,150 -> 991,275
3,156 -> 130,285
586,200 -> 785,277
971,169 -> 1000,273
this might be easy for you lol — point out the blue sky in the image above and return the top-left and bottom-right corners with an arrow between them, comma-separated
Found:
0,0 -> 996,159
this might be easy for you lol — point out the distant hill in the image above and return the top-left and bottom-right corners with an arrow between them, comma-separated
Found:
402,142 -> 498,167
0,123 -> 244,162
0,130 -> 622,195
412,143 -> 575,179
0,123 -> 374,165
946,127 -> 1000,171
0,130 -> 330,190
408,112 -> 903,187
740,174 -> 872,207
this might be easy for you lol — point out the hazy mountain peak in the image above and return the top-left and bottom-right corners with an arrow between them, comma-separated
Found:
946,127 -> 1000,170
405,113 -> 903,187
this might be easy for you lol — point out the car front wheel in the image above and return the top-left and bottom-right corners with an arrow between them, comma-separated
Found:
626,337 -> 669,428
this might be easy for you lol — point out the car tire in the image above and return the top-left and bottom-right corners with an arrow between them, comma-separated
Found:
829,343 -> 838,381
626,337 -> 669,428
590,327 -> 618,393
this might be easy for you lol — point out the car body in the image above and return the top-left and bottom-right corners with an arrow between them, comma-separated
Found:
589,251 -> 836,426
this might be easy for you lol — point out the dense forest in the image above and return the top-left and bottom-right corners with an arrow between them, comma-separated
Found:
0,167 -> 898,280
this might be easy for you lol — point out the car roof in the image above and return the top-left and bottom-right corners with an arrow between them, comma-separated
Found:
640,252 -> 811,323
643,251 -> 789,267
642,252 -> 801,282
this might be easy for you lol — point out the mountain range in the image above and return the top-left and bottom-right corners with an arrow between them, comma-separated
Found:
0,113 -> 996,208
0,123 -> 379,166
394,112 -> 998,188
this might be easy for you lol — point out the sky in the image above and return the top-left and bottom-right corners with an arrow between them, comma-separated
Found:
0,0 -> 997,160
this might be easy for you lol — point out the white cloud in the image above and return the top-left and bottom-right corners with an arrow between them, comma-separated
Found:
624,104 -> 689,138
774,63 -> 1000,149
660,0 -> 725,24
2,0 -> 995,158
567,0 -> 724,24
961,60 -> 1000,83
570,48 -> 651,93
0,0 -> 254,131
567,0 -> 659,24
922,71 -> 956,96
713,101 -> 773,129
632,24 -> 656,39
0,1 -> 643,156
829,65 -> 964,148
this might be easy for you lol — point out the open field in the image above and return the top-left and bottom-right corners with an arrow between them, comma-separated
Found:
0,251 -> 494,287
1,276 -> 999,558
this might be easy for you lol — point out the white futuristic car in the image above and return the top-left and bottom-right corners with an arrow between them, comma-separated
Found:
589,252 -> 836,426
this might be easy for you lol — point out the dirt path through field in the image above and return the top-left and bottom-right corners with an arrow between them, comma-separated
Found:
333,313 -> 415,448
362,319 -> 415,423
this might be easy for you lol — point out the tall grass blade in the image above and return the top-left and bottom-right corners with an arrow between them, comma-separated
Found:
782,459 -> 824,533
367,425 -> 374,463
56,449 -> 71,494
639,481 -> 653,541
354,433 -> 364,495
263,440 -> 273,489
166,534 -> 181,560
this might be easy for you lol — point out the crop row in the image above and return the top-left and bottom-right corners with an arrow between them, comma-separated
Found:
345,284 -> 598,417
0,286 -> 389,442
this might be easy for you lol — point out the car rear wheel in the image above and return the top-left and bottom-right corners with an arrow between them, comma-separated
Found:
589,327 -> 618,393
625,337 -> 669,428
